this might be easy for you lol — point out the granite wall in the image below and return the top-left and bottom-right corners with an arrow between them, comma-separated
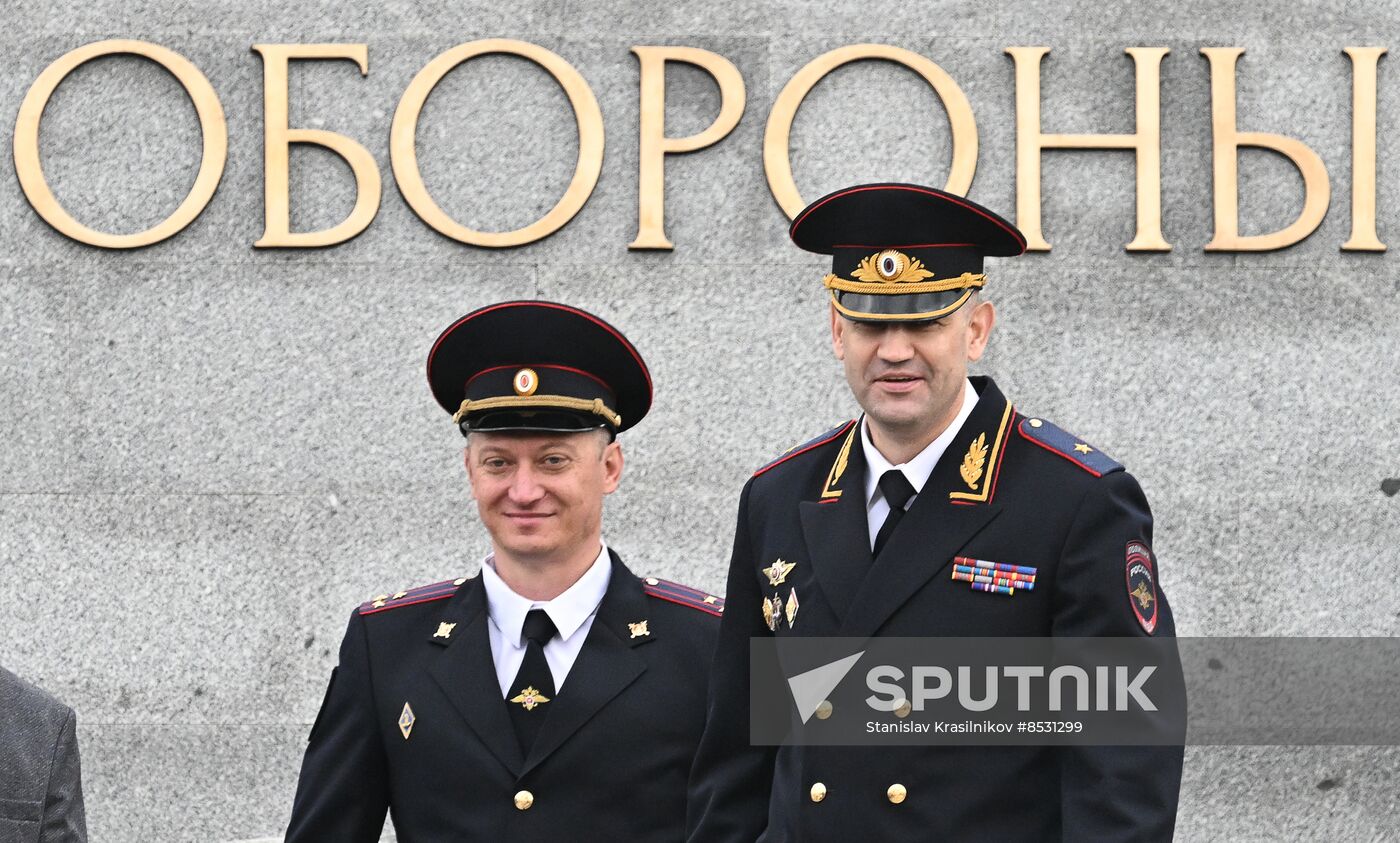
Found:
1,1 -> 1397,840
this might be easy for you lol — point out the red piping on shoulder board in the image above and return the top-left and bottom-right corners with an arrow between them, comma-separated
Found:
754,420 -> 856,478
359,587 -> 458,616
644,591 -> 723,617
1017,424 -> 1104,477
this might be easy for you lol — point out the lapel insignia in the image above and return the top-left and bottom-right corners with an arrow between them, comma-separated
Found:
511,686 -> 551,711
398,702 -> 416,739
959,432 -> 989,491
820,423 -> 859,499
951,556 -> 1038,597
784,588 -> 800,628
628,620 -> 650,638
763,558 -> 796,586
433,622 -> 457,639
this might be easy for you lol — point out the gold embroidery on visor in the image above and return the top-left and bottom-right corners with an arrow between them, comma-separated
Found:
452,395 -> 621,428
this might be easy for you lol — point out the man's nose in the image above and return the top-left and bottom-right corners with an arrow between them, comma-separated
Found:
876,327 -> 915,363
507,465 -> 546,504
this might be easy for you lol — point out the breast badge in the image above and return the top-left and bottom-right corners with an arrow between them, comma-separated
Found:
763,558 -> 795,586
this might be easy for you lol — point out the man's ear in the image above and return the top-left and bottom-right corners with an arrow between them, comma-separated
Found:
830,303 -> 846,360
965,299 -> 996,363
601,439 -> 624,494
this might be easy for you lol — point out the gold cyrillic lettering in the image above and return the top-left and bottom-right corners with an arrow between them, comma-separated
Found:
1342,47 -> 1386,252
390,39 -> 604,248
14,39 -> 227,248
629,46 -> 746,251
1202,48 -> 1331,252
252,44 -> 382,248
763,44 -> 978,218
1006,47 -> 1170,252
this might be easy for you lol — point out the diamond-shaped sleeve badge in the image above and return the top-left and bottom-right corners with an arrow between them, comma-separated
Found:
398,702 -> 416,740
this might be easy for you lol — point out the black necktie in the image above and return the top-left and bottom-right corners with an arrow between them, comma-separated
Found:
873,469 -> 917,558
507,609 -> 558,754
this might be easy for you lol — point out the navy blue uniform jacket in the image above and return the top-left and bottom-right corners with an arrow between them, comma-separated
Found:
687,376 -> 1183,842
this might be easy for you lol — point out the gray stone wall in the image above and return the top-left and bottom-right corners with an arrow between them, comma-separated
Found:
1,2 -> 1397,840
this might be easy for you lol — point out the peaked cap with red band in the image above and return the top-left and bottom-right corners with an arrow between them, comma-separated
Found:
427,301 -> 653,435
790,183 -> 1027,322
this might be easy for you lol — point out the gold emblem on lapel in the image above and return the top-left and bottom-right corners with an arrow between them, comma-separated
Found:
785,589 -> 800,628
433,622 -> 457,639
821,423 -> 859,499
398,702 -> 416,739
959,432 -> 989,491
628,620 -> 650,638
763,558 -> 796,587
511,686 -> 550,711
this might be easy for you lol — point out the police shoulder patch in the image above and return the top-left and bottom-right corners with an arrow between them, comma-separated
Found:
1017,416 -> 1123,477
1125,541 -> 1158,634
754,420 -> 856,477
359,576 -> 469,616
641,576 -> 724,617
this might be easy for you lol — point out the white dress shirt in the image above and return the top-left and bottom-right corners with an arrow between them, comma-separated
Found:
480,542 -> 612,697
861,379 -> 980,549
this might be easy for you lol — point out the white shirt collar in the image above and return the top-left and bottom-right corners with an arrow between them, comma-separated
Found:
480,541 -> 612,647
862,378 -> 980,507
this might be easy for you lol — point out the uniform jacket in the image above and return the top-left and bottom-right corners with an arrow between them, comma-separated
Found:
287,549 -> 722,842
687,376 -> 1183,842
0,667 -> 87,843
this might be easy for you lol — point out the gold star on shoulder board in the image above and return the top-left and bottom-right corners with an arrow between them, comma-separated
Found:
628,620 -> 650,638
511,686 -> 550,711
1074,443 -> 1093,454
763,558 -> 795,586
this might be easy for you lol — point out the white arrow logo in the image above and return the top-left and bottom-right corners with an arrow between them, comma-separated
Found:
787,651 -> 865,723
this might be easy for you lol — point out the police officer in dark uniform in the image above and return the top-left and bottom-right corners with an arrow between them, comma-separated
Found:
687,185 -> 1183,841
286,301 -> 723,842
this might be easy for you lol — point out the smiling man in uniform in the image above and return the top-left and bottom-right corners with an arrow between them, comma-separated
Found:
687,184 -> 1183,841
286,300 -> 722,841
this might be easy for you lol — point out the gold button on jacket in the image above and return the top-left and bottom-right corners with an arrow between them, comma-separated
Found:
887,783 -> 907,804
809,782 -> 827,803
514,790 -> 534,811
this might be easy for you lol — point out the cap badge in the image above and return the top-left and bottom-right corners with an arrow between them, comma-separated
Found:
959,432 -> 989,491
513,368 -> 539,396
853,250 -> 935,285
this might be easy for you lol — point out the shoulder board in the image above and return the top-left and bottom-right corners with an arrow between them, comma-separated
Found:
641,576 -> 724,617
358,576 -> 469,616
1017,416 -> 1123,477
754,420 -> 856,477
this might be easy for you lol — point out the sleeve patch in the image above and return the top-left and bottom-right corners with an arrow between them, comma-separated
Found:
754,420 -> 856,477
1125,541 -> 1158,635
359,576 -> 468,615
641,576 -> 724,617
1017,417 -> 1123,477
